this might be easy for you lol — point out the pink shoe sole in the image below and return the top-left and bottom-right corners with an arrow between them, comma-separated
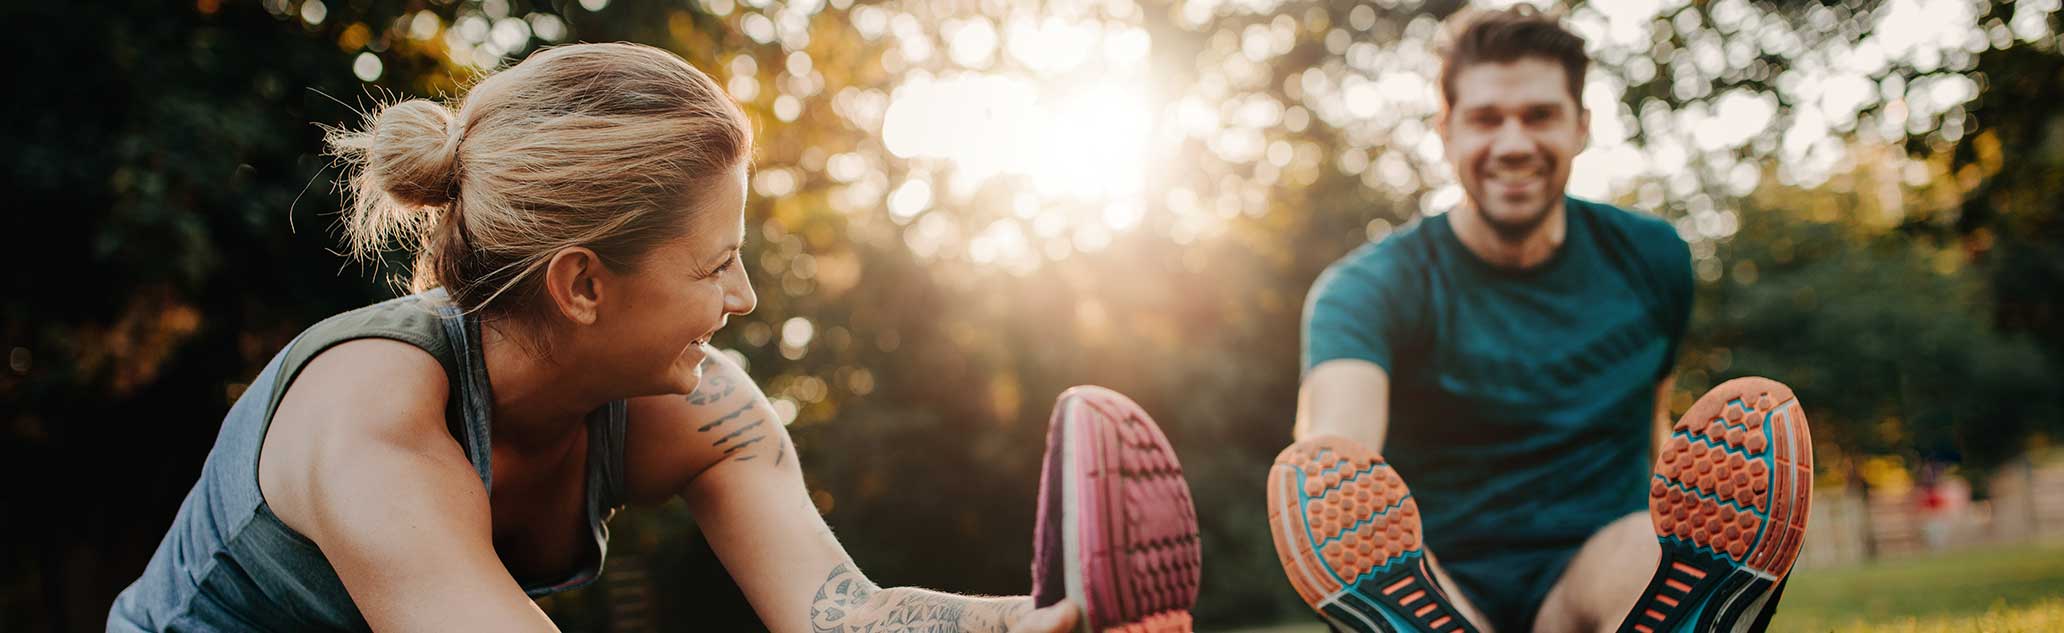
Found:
1032,386 -> 1201,633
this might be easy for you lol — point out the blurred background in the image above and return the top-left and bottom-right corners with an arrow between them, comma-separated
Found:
4,0 -> 2061,631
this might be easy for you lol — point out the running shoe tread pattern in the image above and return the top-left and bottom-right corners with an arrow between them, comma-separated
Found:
1035,386 -> 1201,633
1269,437 -> 1477,633
1620,376 -> 1813,633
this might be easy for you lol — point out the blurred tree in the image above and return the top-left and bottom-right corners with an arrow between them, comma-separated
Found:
1936,5 -> 2064,405
1,0 -> 425,629
5,0 -> 2060,631
1679,154 -> 2060,554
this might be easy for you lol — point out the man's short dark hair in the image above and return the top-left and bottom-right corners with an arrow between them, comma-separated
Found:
1437,6 -> 1589,112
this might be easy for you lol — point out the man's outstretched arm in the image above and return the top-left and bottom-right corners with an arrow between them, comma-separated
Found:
623,352 -> 1070,633
1297,256 -> 1410,454
1295,359 -> 1392,453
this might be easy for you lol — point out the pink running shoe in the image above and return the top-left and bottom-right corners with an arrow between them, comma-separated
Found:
1031,386 -> 1201,633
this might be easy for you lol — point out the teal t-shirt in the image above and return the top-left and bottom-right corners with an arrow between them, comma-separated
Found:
1302,196 -> 1692,560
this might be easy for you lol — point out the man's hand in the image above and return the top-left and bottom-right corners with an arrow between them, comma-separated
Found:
1006,602 -> 1078,633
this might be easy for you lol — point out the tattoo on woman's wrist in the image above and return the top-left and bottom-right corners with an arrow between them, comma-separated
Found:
809,563 -> 1018,633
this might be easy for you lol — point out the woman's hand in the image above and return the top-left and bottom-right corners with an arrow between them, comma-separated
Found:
1006,602 -> 1079,633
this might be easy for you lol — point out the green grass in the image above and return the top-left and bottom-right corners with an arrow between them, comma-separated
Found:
1213,541 -> 2064,632
1773,540 -> 2064,632
1777,598 -> 2064,633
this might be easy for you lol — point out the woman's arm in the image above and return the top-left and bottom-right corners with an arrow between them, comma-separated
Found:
262,339 -> 558,631
622,350 -> 1065,633
801,562 -> 1041,632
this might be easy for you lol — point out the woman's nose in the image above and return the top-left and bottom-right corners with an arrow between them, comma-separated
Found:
725,272 -> 758,316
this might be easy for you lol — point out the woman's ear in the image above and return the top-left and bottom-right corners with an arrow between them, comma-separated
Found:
543,247 -> 606,325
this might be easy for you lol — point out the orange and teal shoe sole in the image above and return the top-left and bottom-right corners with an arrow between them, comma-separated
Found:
1267,437 -> 1479,633
1618,377 -> 1813,633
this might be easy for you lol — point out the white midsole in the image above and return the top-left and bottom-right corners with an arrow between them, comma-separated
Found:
1061,406 -> 1089,633
1712,399 -> 1803,630
1276,466 -> 1390,631
1275,472 -> 1336,602
1729,579 -> 1780,633
1751,399 -> 1803,578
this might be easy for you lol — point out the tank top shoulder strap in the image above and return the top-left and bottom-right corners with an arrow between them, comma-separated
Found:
433,297 -> 497,490
269,292 -> 459,392
588,399 -> 630,512
256,289 -> 626,597
261,289 -> 494,488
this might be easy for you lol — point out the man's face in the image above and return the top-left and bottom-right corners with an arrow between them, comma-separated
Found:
1439,57 -> 1589,240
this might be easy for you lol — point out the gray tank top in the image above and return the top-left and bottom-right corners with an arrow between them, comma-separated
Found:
107,290 -> 629,632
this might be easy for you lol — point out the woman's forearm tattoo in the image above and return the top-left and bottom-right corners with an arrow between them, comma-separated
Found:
811,563 -> 883,632
808,563 -> 1027,633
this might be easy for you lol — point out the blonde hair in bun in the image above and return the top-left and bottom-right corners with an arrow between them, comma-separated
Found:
324,42 -> 752,319
327,99 -> 461,266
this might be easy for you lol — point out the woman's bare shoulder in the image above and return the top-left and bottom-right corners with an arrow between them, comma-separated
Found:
620,350 -> 792,505
273,338 -> 452,437
261,338 -> 467,535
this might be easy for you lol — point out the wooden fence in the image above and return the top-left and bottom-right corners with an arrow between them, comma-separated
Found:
1799,453 -> 2064,568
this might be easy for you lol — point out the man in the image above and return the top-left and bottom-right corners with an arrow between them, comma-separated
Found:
1265,8 -> 1811,633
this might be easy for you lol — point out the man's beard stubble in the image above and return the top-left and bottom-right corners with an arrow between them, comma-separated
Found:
1478,193 -> 1557,243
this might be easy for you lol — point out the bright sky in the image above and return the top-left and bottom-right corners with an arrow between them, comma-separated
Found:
389,0 -> 2052,272
851,0 -> 2025,266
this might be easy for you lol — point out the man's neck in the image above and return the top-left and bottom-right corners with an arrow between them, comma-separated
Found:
1450,198 -> 1569,270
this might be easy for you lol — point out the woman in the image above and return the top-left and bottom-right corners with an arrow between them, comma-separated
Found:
107,43 -> 1198,632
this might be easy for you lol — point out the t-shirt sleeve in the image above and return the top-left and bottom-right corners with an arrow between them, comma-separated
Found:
1302,247 -> 1415,376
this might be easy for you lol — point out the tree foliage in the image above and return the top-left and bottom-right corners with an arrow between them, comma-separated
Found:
2,0 -> 2058,630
